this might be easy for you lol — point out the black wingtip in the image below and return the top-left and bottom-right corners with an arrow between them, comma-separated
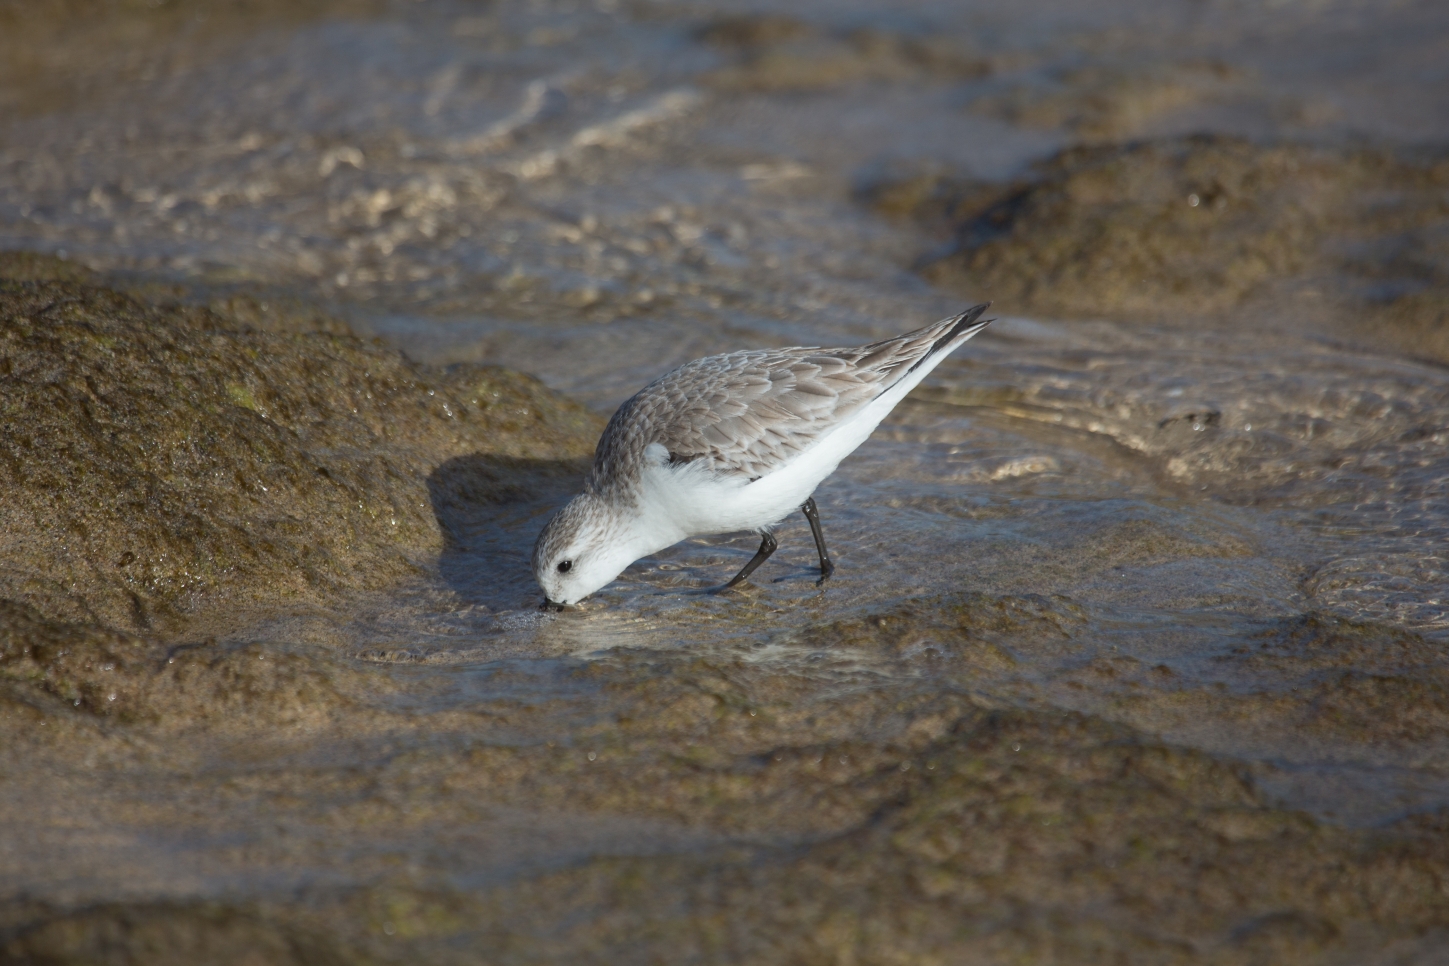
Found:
903,303 -> 994,376
946,302 -> 992,342
924,302 -> 993,362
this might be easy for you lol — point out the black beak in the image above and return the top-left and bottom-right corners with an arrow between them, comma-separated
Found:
540,599 -> 566,612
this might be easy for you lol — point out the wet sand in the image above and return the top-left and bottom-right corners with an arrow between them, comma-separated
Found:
2,0 -> 1449,962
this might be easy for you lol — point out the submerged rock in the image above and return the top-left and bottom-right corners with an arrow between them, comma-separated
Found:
968,61 -> 1247,141
793,590 -> 1087,671
0,900 -> 345,966
0,597 -> 161,718
9,700 -> 1449,965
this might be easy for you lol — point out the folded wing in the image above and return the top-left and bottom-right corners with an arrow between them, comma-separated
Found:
591,305 -> 990,488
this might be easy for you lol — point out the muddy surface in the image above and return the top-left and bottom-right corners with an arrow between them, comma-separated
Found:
2,1 -> 1449,963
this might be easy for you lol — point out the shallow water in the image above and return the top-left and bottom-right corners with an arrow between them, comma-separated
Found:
3,0 -> 1449,961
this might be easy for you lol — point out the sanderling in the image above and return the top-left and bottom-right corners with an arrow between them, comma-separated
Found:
533,303 -> 993,607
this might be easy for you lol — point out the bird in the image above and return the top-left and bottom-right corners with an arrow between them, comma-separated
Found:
532,303 -> 993,607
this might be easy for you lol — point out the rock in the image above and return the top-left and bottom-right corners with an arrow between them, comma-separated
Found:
880,137 -> 1449,361
0,256 -> 600,716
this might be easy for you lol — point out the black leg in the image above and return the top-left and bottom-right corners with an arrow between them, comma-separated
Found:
801,497 -> 835,585
723,531 -> 778,589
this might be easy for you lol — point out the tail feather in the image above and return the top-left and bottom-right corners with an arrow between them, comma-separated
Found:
903,302 -> 993,376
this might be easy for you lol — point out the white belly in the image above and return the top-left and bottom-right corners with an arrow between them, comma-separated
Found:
633,362 -> 931,549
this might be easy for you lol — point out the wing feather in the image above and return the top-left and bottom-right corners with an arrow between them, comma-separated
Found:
590,305 -> 990,490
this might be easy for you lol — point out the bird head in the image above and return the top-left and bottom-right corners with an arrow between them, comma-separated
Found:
532,493 -> 636,608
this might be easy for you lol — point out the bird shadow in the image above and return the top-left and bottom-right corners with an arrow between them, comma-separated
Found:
426,454 -> 832,612
426,453 -> 590,612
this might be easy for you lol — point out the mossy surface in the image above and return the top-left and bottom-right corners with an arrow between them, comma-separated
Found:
0,265 -> 598,635
0,257 -> 600,726
884,137 -> 1449,360
6,699 -> 1449,964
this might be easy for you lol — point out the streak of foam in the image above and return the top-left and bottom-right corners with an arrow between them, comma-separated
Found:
513,88 -> 703,180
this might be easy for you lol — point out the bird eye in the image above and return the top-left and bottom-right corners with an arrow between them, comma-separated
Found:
557,560 -> 572,573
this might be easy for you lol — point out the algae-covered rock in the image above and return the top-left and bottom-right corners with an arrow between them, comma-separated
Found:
1234,612 -> 1449,677
0,900 -> 350,966
894,136 -> 1449,358
1224,616 -> 1449,747
0,257 -> 600,719
0,597 -> 162,718
0,252 -> 356,336
0,250 -> 98,285
4,616 -> 1449,964
794,590 -> 1086,670
968,61 -> 1246,141
1,587 -> 356,730
1368,290 -> 1449,363
12,706 -> 1439,965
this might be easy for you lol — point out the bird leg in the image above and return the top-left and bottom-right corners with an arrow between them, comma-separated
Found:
801,497 -> 835,585
722,531 -> 778,589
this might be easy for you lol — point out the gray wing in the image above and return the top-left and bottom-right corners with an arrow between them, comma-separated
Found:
591,305 -> 991,488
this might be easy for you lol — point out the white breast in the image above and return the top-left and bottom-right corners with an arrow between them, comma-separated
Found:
633,353 -> 941,547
